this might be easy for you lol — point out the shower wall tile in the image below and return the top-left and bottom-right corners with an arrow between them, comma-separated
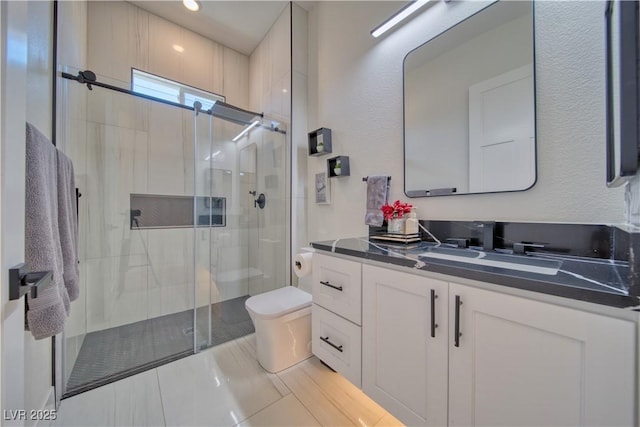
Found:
61,76 -> 88,122
272,72 -> 292,121
146,228 -> 194,290
272,7 -> 291,84
180,29 -> 220,95
87,80 -> 150,132
147,103 -> 193,196
223,47 -> 250,109
57,1 -> 87,71
147,284 -> 194,320
87,1 -> 149,84
85,123 -> 148,259
148,14 -> 184,87
249,43 -> 266,115
292,72 -> 308,199
146,228 -> 197,317
216,246 -> 250,300
66,262 -> 88,338
85,255 -> 149,333
292,3 -> 308,77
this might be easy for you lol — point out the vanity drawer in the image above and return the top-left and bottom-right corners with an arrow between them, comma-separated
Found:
312,253 -> 362,324
312,303 -> 362,388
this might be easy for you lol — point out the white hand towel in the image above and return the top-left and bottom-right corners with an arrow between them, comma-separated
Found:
364,176 -> 390,227
25,123 -> 69,339
57,150 -> 79,301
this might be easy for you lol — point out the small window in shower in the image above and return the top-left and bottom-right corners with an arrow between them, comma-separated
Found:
131,68 -> 225,110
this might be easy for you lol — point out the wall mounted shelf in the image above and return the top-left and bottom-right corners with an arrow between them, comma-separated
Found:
328,156 -> 350,178
308,127 -> 332,156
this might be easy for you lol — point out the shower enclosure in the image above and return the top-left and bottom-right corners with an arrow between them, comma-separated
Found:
58,68 -> 288,397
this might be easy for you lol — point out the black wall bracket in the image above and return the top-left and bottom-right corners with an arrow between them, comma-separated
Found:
9,263 -> 53,300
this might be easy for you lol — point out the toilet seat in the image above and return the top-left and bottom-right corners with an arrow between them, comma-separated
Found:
245,286 -> 311,320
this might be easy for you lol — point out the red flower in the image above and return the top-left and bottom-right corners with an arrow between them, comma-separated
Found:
381,200 -> 413,221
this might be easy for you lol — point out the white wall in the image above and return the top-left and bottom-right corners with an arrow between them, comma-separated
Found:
306,0 -> 625,244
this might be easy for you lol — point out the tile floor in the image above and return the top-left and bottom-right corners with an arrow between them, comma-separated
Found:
54,334 -> 404,427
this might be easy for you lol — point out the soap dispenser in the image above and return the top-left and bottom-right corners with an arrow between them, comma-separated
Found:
405,210 -> 419,235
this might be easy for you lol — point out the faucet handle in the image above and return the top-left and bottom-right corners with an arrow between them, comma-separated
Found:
477,221 -> 495,251
446,238 -> 469,248
513,242 -> 545,255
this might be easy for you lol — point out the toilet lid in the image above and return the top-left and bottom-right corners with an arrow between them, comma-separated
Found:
245,286 -> 312,320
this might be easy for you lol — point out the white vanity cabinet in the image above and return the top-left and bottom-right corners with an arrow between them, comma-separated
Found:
362,265 -> 449,427
311,253 -> 362,387
448,283 -> 636,427
359,262 -> 637,427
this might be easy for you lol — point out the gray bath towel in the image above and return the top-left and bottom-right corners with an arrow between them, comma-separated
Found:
57,150 -> 79,301
364,175 -> 390,227
25,123 -> 69,339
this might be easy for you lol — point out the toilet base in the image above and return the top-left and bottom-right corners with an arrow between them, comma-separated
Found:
253,306 -> 312,373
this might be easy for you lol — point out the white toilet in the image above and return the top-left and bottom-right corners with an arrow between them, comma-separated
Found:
245,286 -> 312,373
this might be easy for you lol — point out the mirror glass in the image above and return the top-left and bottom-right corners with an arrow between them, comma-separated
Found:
404,1 -> 535,197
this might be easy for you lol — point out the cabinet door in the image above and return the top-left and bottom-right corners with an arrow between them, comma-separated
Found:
362,265 -> 449,427
448,283 -> 636,427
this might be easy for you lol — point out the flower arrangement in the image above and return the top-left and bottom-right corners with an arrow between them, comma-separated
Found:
381,200 -> 413,221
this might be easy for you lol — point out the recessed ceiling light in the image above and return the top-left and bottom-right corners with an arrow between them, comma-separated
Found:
172,44 -> 184,53
183,0 -> 200,12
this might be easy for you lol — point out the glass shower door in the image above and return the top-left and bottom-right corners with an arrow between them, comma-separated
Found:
194,114 -> 289,351
60,69 -> 198,396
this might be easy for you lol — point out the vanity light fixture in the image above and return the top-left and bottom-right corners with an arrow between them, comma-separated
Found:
183,0 -> 200,12
371,0 -> 431,38
232,120 -> 260,142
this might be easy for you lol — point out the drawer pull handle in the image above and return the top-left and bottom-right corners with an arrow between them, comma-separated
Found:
320,281 -> 343,291
320,336 -> 343,352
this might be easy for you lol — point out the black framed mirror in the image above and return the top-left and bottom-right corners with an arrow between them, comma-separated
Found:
605,0 -> 639,187
403,0 -> 536,197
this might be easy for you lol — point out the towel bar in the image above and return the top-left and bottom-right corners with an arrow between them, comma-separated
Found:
9,263 -> 53,300
362,176 -> 391,182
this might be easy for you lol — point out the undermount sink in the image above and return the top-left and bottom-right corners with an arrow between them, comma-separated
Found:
418,246 -> 561,276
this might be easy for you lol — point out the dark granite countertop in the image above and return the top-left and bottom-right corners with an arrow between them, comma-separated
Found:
311,237 -> 640,309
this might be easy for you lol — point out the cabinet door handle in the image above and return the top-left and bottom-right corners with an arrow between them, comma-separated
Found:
454,295 -> 462,347
320,336 -> 343,352
320,280 -> 343,291
430,289 -> 438,338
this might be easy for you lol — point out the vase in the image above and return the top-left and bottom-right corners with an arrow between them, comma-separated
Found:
387,218 -> 406,234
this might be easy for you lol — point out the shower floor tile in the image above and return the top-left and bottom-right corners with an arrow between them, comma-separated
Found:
65,295 -> 254,397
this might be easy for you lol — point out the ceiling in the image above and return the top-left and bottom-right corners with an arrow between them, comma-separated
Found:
128,1 -> 292,56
